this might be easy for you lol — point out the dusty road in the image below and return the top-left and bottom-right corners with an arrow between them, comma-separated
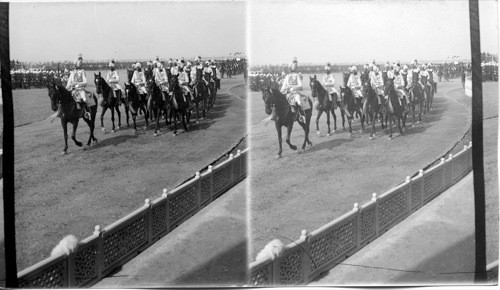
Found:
248,76 -> 475,259
13,74 -> 247,270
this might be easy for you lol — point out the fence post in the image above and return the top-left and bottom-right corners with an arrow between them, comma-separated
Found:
299,229 -> 311,284
208,165 -> 214,202
94,225 -> 104,279
229,154 -> 235,185
237,150 -> 243,180
144,198 -> 152,245
163,189 -> 171,233
405,176 -> 411,216
195,172 -> 201,211
372,193 -> 379,237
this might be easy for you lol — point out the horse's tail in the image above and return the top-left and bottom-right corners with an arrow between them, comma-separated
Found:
48,111 -> 59,123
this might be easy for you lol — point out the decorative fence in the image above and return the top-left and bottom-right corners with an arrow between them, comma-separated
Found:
17,148 -> 248,288
250,143 -> 473,286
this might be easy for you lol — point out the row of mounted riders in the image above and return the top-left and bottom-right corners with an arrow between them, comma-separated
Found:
11,59 -> 247,90
260,71 -> 437,157
47,70 -> 223,154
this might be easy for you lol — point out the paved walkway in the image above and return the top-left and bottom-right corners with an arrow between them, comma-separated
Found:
93,180 -> 247,288
310,173 -> 496,286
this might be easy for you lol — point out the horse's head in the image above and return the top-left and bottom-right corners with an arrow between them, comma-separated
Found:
261,86 -> 274,115
47,82 -> 59,112
94,72 -> 103,95
309,75 -> 318,98
342,72 -> 350,86
384,78 -> 395,96
361,80 -> 371,97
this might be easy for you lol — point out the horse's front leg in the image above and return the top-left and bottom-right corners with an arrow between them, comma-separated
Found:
182,110 -> 188,132
315,110 -> 322,135
341,108 -> 346,130
154,108 -> 161,136
370,112 -> 376,140
324,109 -> 331,136
388,113 -> 393,140
331,107 -> 336,133
71,120 -> 83,147
100,106 -> 107,132
173,109 -> 178,136
110,106 -> 116,132
285,123 -> 297,151
61,120 -> 69,154
115,105 -> 121,129
276,123 -> 283,158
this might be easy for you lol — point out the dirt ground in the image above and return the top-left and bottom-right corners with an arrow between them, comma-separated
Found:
12,74 -> 247,271
248,76 -> 498,265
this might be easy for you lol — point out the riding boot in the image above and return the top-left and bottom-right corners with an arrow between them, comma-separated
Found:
83,103 -> 91,119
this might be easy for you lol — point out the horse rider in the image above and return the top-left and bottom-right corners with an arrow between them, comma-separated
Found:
322,63 -> 338,102
347,65 -> 363,100
184,61 -> 192,85
210,60 -> 221,90
65,54 -> 91,119
170,60 -> 180,91
418,64 -> 431,99
178,64 -> 192,103
131,62 -> 148,107
393,66 -> 410,112
386,63 -> 395,79
427,63 -> 436,92
401,64 -> 409,89
153,61 -> 169,102
202,60 -> 215,92
106,59 -> 125,105
165,59 -> 173,86
370,66 -> 384,105
279,57 -> 307,120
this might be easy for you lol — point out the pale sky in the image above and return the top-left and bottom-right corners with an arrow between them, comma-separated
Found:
249,0 -> 499,65
10,1 -> 246,62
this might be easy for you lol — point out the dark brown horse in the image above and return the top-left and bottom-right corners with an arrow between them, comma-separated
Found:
309,75 -> 345,136
340,73 -> 364,134
146,78 -> 169,136
94,72 -> 129,133
124,82 -> 149,131
384,78 -> 407,139
407,71 -> 425,126
361,80 -> 385,139
48,83 -> 98,154
262,85 -> 312,158
169,77 -> 190,136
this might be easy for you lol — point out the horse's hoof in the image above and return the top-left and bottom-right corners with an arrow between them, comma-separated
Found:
116,126 -> 120,130
61,151 -> 67,155
369,136 -> 373,140
327,133 -> 331,137
412,124 -> 415,127
111,130 -> 115,133
316,130 -> 321,135
332,129 -> 336,133
101,127 -> 105,132
388,137 -> 392,140
275,154 -> 281,159
173,133 -> 176,137
154,133 -> 158,137
196,120 -> 199,124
